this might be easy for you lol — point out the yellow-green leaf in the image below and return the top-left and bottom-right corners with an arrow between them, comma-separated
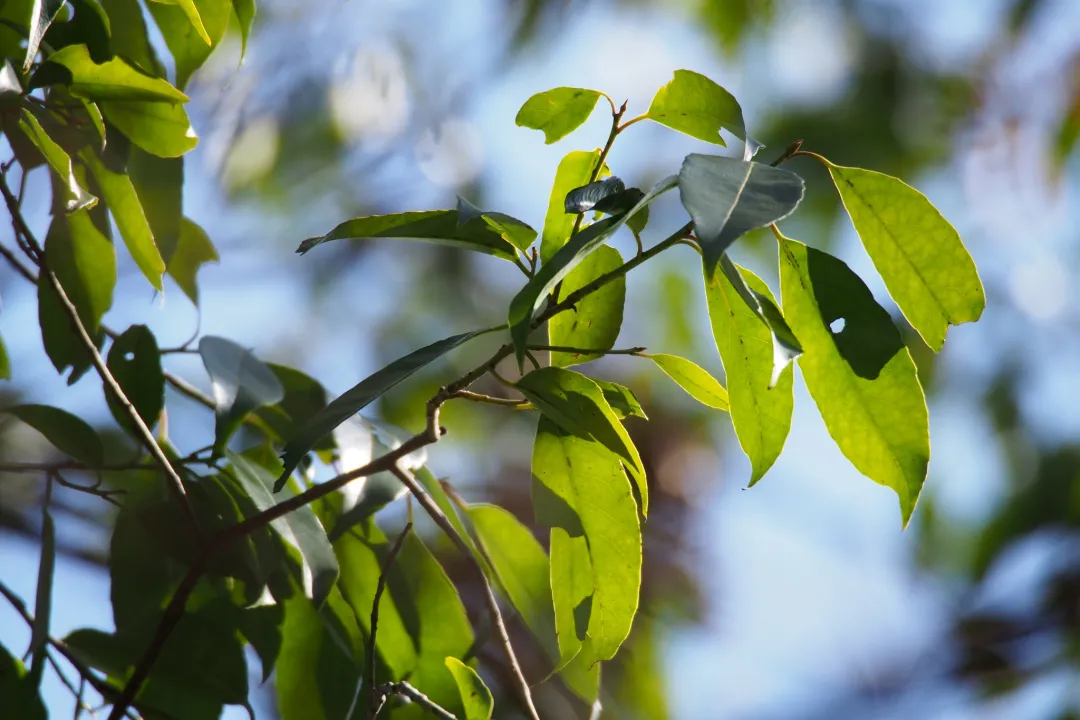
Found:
444,658 -> 494,720
827,162 -> 985,351
646,69 -> 758,155
149,0 -> 212,45
168,217 -> 218,305
516,87 -> 601,144
41,44 -> 189,102
549,245 -> 625,367
647,353 -> 729,410
19,109 -> 96,213
540,149 -> 600,264
100,100 -> 198,157
148,0 -> 231,90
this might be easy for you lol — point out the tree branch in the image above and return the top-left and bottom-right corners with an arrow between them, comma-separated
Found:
528,344 -> 646,356
367,522 -> 412,720
372,682 -> 457,720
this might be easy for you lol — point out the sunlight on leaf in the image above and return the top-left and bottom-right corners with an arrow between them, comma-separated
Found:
516,87 -> 602,144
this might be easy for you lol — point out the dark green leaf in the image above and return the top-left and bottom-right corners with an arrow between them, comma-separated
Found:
128,148 -> 184,261
778,235 -> 929,527
509,175 -> 677,368
646,69 -> 758,154
256,363 -> 332,451
6,404 -> 104,465
564,176 -> 625,213
647,353 -> 729,410
44,0 -> 115,65
594,379 -> 646,420
237,603 -> 283,684
100,99 -> 198,157
276,594 -> 358,720
456,196 -> 536,253
109,488 -> 177,640
82,149 -> 166,291
101,0 -> 165,75
19,108 -> 97,212
678,153 -> 804,272
540,149 -> 600,263
517,366 -> 647,515
445,657 -> 494,720
548,245 -> 624,367
515,87 -> 601,144
533,416 -> 641,664
703,261 -> 793,485
0,643 -> 46,720
199,336 -> 285,455
23,0 -> 64,73
27,498 -> 54,687
827,161 -> 985,351
277,327 -> 493,489
297,209 -> 519,262
626,203 -> 649,236
167,216 -> 218,304
148,0 -> 231,90
105,325 -> 164,435
39,44 -> 189,102
0,336 -> 10,379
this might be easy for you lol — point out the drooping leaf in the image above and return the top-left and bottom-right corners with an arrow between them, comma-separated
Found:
296,209 -> 520,261
104,325 -> 164,435
455,197 -> 536,253
6,404 -> 104,466
19,109 -> 97,212
232,0 -> 255,56
22,0 -> 65,73
703,261 -> 793,485
646,69 -> 759,156
778,235 -> 929,527
548,245 -> 624,367
532,416 -> 641,664
678,153 -> 804,272
509,175 -> 678,367
563,176 -> 625,214
147,0 -> 231,90
101,0 -> 165,75
82,150 -> 166,291
445,657 -> 494,720
276,594 -> 358,720
593,379 -> 647,420
37,44 -> 189,102
647,353 -> 729,410
826,162 -> 985,351
515,87 -> 602,144
0,643 -> 46,720
27,497 -> 54,687
128,148 -> 184,261
277,328 -> 493,490
199,336 -> 285,456
517,366 -> 647,515
167,217 -> 218,304
228,451 -> 340,607
540,149 -> 601,264
100,99 -> 198,157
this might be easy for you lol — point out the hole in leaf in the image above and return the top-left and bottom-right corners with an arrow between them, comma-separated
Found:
830,317 -> 846,334
123,352 -> 135,361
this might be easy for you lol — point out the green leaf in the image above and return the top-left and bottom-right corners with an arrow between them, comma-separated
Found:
548,245 -> 624,367
647,353 -> 729,410
532,416 -> 641,663
19,108 -> 97,212
101,0 -> 165,75
540,149 -> 601,264
0,336 -> 10,380
827,162 -> 985,351
778,235 -> 929,527
228,451 -> 340,607
109,489 -> 175,640
646,69 -> 758,154
128,148 -> 183,260
6,404 -> 104,465
510,175 -> 677,367
517,366 -> 647,516
237,604 -> 283,684
255,363 -> 331,450
277,328 -> 493,490
232,0 -> 255,56
40,44 -> 189,102
456,196 -> 536,253
703,261 -> 793,485
0,643 -> 46,720
100,99 -> 198,157
104,325 -> 164,435
147,0 -> 231,90
563,176 -> 627,214
199,336 -> 285,456
41,0 -> 112,65
24,0 -> 64,73
548,527 -> 601,702
678,153 -> 804,272
0,59 -> 21,102
594,379 -> 647,420
167,217 -> 218,304
27,498 -> 54,687
515,87 -> 602,144
445,657 -> 494,720
276,595 -> 359,720
297,209 -> 520,261
82,150 -> 166,291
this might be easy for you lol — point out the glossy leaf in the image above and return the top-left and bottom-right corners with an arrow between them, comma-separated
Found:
445,658 -> 494,720
594,379 -> 647,420
548,245 -> 625,367
0,59 -> 20,102
648,353 -> 729,410
778,235 -> 929,527
277,328 -> 492,489
105,325 -> 164,435
517,366 -> 647,515
678,153 -> 804,272
298,210 -> 519,261
0,644 -> 46,720
148,0 -> 231,90
510,175 -> 678,367
515,87 -> 601,144
100,99 -> 198,157
564,176 -> 626,214
199,336 -> 285,455
82,150 -> 166,291
704,261 -> 793,485
19,109 -> 96,212
540,149 -> 601,263
39,44 -> 189,102
23,0 -> 64,72
646,69 -> 759,155
532,416 -> 642,663
101,0 -> 165,75
6,404 -> 104,466
456,196 -> 536,253
168,217 -> 218,304
827,162 -> 985,351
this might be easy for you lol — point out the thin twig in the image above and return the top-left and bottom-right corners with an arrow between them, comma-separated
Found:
372,681 -> 457,720
367,522 -> 413,720
528,344 -> 646,356
450,390 -> 530,408
0,461 -> 157,473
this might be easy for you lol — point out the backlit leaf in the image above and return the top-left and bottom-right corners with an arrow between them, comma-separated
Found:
594,379 -> 647,420
456,196 -> 536,252
515,87 -> 602,144
38,44 -> 189,102
150,0 -> 213,45
19,109 -> 97,212
646,69 -> 759,156
232,0 -> 256,56
101,0 -> 165,75
276,595 -> 357,720
199,336 -> 285,455
548,527 -> 601,702
128,149 -> 184,261
6,404 -> 104,466
100,99 -> 198,157
0,643 -> 46,720
445,657 -> 494,720
647,353 -> 729,410
147,0 -> 231,90
540,149 -> 601,264
167,217 -> 218,304
548,245 -> 624,367
23,0 -> 64,73
105,325 -> 164,435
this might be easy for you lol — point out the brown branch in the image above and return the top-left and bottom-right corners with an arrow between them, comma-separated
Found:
0,461 -> 156,473
450,390 -> 530,408
528,344 -> 646,356
367,522 -> 412,720
372,681 -> 457,720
